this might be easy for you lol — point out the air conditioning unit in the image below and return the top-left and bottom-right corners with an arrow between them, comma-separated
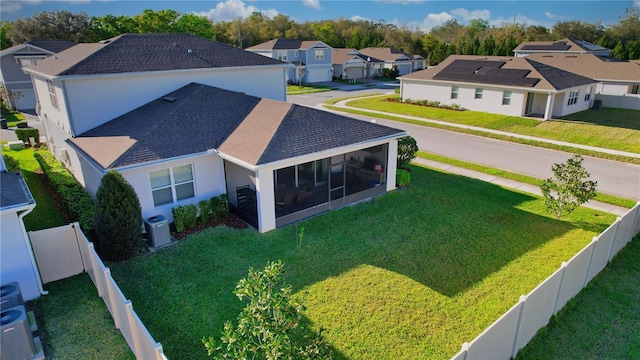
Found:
0,282 -> 24,311
1,305 -> 36,360
145,215 -> 172,248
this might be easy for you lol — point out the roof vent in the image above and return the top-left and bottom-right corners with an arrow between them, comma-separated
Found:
163,96 -> 177,103
187,49 -> 193,54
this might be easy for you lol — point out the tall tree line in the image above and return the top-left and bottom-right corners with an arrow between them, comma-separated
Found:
1,8 -> 638,62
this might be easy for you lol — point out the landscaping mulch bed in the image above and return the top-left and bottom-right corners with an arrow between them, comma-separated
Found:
170,213 -> 248,239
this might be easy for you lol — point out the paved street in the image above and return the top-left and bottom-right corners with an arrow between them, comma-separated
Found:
289,87 -> 640,200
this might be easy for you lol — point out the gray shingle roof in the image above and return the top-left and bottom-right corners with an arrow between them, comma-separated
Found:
524,58 -> 598,89
0,171 -> 35,210
67,83 -> 406,168
31,33 -> 285,76
25,40 -> 76,53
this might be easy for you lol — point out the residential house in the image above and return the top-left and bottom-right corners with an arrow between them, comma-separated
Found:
246,39 -> 333,83
399,55 -> 599,120
25,33 -> 406,233
66,83 -> 406,232
332,48 -> 384,80
0,167 -> 44,301
526,53 -> 640,110
358,47 -> 425,76
513,38 -> 611,57
0,40 -> 75,110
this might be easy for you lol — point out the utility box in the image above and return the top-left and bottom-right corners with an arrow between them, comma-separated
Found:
144,215 -> 171,248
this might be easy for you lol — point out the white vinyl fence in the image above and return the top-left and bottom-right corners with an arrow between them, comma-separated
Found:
29,223 -> 167,360
451,202 -> 640,360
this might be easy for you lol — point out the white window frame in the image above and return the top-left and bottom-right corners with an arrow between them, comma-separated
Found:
293,50 -> 299,57
47,80 -> 59,109
475,88 -> 483,99
451,86 -> 459,99
502,90 -> 512,105
567,90 -> 579,105
149,164 -> 195,207
584,87 -> 591,101
276,51 -> 287,61
315,49 -> 324,61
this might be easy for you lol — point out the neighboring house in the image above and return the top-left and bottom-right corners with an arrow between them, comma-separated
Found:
513,38 -> 611,57
24,33 -> 288,191
66,83 -> 406,233
526,53 -> 640,110
358,47 -> 425,76
399,55 -> 599,120
0,40 -> 75,110
246,39 -> 333,83
332,48 -> 384,80
0,169 -> 44,301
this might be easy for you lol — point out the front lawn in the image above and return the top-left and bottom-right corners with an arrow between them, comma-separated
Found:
110,165 -> 615,359
1,111 -> 26,127
345,96 -> 640,154
287,84 -> 336,95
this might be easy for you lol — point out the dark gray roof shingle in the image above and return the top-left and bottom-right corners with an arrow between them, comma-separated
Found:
0,171 -> 35,210
52,33 -> 285,76
524,58 -> 598,89
68,83 -> 406,168
26,40 -> 76,53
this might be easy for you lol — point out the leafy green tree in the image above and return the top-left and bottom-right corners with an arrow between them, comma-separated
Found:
203,261 -> 332,359
397,136 -> 418,170
94,169 -> 144,261
8,10 -> 92,44
540,155 -> 597,219
552,20 -> 604,43
0,21 -> 13,49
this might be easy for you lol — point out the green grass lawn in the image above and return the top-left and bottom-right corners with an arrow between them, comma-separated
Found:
345,96 -> 640,154
416,151 -> 638,209
516,235 -> 640,359
2,148 -> 67,230
2,111 -> 26,127
109,165 -> 615,359
287,84 -> 336,94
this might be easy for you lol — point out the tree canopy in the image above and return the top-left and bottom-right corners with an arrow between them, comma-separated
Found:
2,8 -> 638,62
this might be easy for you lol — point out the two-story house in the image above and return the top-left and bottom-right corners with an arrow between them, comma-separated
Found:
358,47 -> 425,76
246,39 -> 333,84
0,40 -> 75,110
25,33 -> 406,233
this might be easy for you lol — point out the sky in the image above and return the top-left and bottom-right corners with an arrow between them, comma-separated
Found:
1,0 -> 638,32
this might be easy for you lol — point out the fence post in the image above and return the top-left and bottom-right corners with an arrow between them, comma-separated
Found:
552,262 -> 568,315
510,295 -> 527,358
71,222 -> 88,272
606,218 -> 621,262
629,202 -> 640,239
583,236 -> 598,288
104,268 -> 121,329
125,301 -> 142,359
87,242 -> 103,297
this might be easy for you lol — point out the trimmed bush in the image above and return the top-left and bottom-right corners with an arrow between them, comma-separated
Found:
396,169 -> 411,187
33,150 -> 95,233
397,136 -> 418,170
210,194 -> 229,220
198,200 -> 211,224
172,204 -> 198,232
15,128 -> 40,145
94,170 -> 143,261
2,154 -> 21,172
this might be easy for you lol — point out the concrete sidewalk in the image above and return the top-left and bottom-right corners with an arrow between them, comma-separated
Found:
413,157 -> 632,216
329,97 -> 640,160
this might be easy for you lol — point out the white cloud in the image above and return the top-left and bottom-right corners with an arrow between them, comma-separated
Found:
196,0 -> 278,22
419,11 -> 454,31
489,14 -> 547,28
635,0 -> 640,8
302,0 -> 321,10
450,8 -> 491,21
373,0 -> 427,4
544,11 -> 557,19
350,15 -> 371,22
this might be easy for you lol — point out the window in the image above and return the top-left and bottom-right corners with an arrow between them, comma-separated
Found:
276,51 -> 287,61
293,50 -> 299,57
315,49 -> 324,61
502,90 -> 512,105
475,88 -> 483,99
451,86 -> 459,99
567,90 -> 579,105
630,84 -> 640,95
150,164 -> 195,207
584,87 -> 591,101
47,80 -> 59,109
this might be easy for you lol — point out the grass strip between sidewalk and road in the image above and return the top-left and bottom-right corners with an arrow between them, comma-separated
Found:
416,151 -> 637,209
323,104 -> 640,165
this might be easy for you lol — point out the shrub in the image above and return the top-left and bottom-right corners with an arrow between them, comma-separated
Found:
397,136 -> 418,170
198,200 -> 211,224
94,170 -> 143,261
396,169 -> 411,187
210,194 -> 229,220
172,204 -> 198,232
172,206 -> 186,233
2,154 -> 20,172
14,128 -> 39,145
34,150 -> 95,233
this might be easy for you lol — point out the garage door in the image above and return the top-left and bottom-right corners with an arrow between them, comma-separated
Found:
396,64 -> 411,76
306,69 -> 331,83
14,89 -> 36,110
345,67 -> 363,80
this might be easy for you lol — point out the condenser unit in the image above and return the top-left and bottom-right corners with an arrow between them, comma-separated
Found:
145,215 -> 172,248
1,305 -> 36,360
0,282 -> 24,311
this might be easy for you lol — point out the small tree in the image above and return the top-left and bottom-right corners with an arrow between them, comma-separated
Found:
94,169 -> 144,261
203,261 -> 332,360
540,155 -> 597,219
397,136 -> 418,170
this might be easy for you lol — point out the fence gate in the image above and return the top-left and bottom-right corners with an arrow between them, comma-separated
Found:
29,224 -> 85,284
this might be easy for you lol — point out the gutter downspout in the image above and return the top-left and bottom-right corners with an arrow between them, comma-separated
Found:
18,207 -> 49,296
